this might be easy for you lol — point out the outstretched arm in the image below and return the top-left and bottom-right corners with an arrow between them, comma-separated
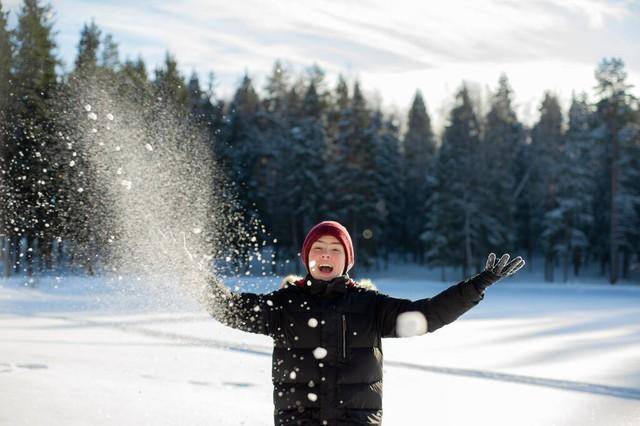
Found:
156,228 -> 278,336
376,253 -> 525,338
197,273 -> 277,335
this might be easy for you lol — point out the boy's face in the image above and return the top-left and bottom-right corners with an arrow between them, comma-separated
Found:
308,235 -> 346,281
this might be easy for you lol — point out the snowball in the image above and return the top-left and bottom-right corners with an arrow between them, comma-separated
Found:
145,143 -> 153,152
307,318 -> 318,328
306,280 -> 312,286
307,393 -> 318,402
312,347 -> 327,360
84,104 -> 91,112
87,112 -> 97,120
106,113 -> 114,121
289,371 -> 296,379
395,311 -> 428,337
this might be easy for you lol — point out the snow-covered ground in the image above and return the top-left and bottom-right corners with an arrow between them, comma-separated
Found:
1,271 -> 639,426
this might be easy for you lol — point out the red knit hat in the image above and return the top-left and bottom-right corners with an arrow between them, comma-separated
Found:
301,221 -> 355,275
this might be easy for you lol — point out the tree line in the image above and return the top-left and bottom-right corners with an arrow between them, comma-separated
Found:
1,0 -> 639,283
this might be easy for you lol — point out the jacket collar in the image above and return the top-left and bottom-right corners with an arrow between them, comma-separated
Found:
294,274 -> 355,296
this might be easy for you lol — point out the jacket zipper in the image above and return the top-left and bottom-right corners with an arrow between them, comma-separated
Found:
342,314 -> 347,360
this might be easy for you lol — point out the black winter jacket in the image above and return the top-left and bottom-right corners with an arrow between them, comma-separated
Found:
202,270 -> 498,426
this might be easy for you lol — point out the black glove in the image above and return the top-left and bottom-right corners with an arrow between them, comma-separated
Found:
473,253 -> 525,292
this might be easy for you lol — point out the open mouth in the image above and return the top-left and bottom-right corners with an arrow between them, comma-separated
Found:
318,264 -> 334,273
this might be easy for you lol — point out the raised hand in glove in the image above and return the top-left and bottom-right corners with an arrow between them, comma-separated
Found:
485,253 -> 525,277
474,253 -> 525,292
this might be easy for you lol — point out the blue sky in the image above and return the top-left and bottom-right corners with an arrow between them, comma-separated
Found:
4,0 -> 640,131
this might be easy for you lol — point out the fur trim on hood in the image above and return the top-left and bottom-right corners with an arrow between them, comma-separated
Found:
280,275 -> 377,291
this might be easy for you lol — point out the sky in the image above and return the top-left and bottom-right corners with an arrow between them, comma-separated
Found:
4,0 -> 640,132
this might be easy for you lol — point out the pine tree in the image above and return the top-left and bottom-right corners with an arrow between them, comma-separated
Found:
8,0 -> 60,277
0,0 -> 15,276
548,94 -> 597,281
529,92 -> 563,281
154,52 -> 188,114
323,75 -> 351,220
371,110 -> 403,268
74,20 -> 100,75
593,58 -> 637,283
480,75 -> 524,256
402,90 -> 435,262
425,84 -> 483,277
99,33 -> 119,71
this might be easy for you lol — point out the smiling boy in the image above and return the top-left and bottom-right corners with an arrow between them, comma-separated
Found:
201,220 -> 524,425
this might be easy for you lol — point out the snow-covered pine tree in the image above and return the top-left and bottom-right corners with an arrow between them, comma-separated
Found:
224,73 -> 263,263
371,110 -> 403,268
283,78 -> 329,269
593,58 -> 637,283
428,84 -> 483,278
8,0 -> 60,278
545,94 -> 596,281
323,74 -> 351,224
344,82 -> 381,269
529,92 -> 563,281
480,76 -> 524,259
0,1 -> 14,276
611,115 -> 639,280
402,90 -> 435,263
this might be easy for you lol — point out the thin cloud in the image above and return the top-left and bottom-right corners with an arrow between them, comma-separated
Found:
3,0 -> 639,127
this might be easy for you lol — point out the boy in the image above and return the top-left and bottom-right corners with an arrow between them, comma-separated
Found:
201,221 -> 524,425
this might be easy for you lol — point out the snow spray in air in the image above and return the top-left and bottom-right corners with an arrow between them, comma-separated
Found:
59,76 -> 256,310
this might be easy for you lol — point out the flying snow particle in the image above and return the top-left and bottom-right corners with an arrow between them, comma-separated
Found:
253,305 -> 261,312
289,371 -> 297,379
77,187 -> 84,193
115,146 -> 121,151
121,180 -> 133,190
266,300 -> 274,307
192,227 -> 202,234
106,113 -> 114,121
309,260 -> 316,270
250,236 -> 257,242
87,112 -> 97,120
307,393 -> 318,402
84,104 -> 91,112
312,347 -> 327,360
69,160 -> 75,167
145,143 -> 153,152
116,167 -> 123,175
307,318 -> 318,328
395,311 -> 428,337
91,128 -> 98,133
